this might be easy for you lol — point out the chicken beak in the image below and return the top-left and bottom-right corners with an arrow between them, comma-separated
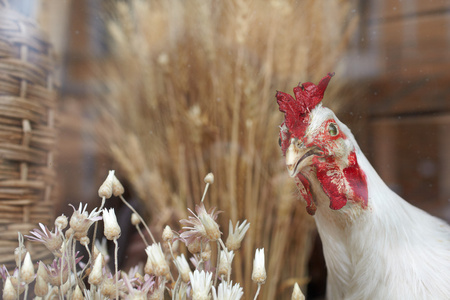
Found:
285,139 -> 321,177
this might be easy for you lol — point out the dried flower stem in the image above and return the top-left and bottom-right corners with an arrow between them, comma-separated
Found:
200,183 -> 209,203
135,224 -> 149,247
23,284 -> 29,300
167,241 -> 175,261
119,195 -> 156,243
254,283 -> 262,300
90,196 -> 106,265
113,238 -> 119,300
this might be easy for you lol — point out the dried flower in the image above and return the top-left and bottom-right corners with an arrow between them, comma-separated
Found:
204,173 -> 214,184
98,170 -> 115,199
162,225 -> 173,242
189,270 -> 213,300
180,203 -> 221,245
80,236 -> 90,246
212,281 -> 244,300
187,238 -> 202,255
55,214 -> 68,230
225,220 -> 250,251
34,273 -> 49,297
65,228 -> 74,239
73,285 -> 84,300
101,272 -> 125,298
131,213 -> 140,226
45,254 -> 82,286
94,238 -> 110,263
69,203 -> 102,239
14,245 -> 26,266
3,277 -> 17,300
145,243 -> 169,277
201,242 -> 212,262
218,249 -> 234,278
21,252 -> 34,284
112,174 -> 125,196
26,223 -> 63,253
37,261 -> 49,282
173,253 -> 191,283
122,273 -> 156,298
252,248 -> 266,284
103,208 -> 121,240
101,277 -> 116,298
291,282 -> 305,300
148,281 -> 165,300
89,253 -> 104,286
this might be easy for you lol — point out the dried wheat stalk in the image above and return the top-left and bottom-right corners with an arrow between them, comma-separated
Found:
93,0 -> 357,298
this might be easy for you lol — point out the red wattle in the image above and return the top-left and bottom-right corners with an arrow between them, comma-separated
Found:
316,163 -> 348,210
295,173 -> 316,215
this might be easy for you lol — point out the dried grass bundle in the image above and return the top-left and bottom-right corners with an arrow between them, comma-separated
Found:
94,0 -> 357,298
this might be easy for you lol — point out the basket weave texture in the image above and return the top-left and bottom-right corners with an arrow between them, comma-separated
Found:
0,3 -> 57,268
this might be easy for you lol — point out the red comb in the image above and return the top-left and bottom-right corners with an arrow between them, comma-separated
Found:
276,72 -> 334,136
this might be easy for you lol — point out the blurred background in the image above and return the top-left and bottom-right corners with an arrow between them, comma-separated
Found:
1,0 -> 450,299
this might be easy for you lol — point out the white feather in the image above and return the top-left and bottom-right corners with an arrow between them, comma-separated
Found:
305,106 -> 450,300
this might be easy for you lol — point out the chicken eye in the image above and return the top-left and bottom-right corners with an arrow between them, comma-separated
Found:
278,137 -> 282,147
328,123 -> 338,136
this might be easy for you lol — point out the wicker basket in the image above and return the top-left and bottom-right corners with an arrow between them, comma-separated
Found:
0,2 -> 57,268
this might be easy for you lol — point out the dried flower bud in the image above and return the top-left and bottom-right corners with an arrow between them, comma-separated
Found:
103,208 -> 121,240
172,239 -> 180,254
112,175 -> 125,196
3,277 -> 17,300
204,172 -> 214,184
145,243 -> 170,277
131,213 -> 140,226
149,281 -> 165,300
14,245 -> 27,266
187,238 -> 202,254
199,213 -> 220,241
218,249 -> 234,278
291,282 -> 305,300
212,281 -> 244,300
162,225 -> 173,242
89,253 -> 104,286
201,243 -> 212,262
189,270 -> 213,300
98,170 -> 115,199
144,255 -> 154,275
101,277 -> 116,298
65,228 -> 74,239
226,220 -> 250,251
174,253 -> 191,283
252,248 -> 266,284
37,261 -> 49,282
93,245 -> 100,262
80,236 -> 90,246
73,285 -> 84,300
21,252 -> 35,284
55,214 -> 68,230
34,274 -> 49,296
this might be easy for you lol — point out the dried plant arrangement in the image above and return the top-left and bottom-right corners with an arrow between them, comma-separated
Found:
1,171 -> 307,300
90,0 -> 358,298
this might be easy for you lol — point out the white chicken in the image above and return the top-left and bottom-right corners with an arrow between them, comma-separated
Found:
276,73 -> 450,299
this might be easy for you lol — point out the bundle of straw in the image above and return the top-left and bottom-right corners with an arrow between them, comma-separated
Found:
94,0 -> 357,298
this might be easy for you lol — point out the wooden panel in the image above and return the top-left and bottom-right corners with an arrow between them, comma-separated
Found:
370,114 -> 450,221
367,74 -> 450,116
374,0 -> 449,20
378,13 -> 450,78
